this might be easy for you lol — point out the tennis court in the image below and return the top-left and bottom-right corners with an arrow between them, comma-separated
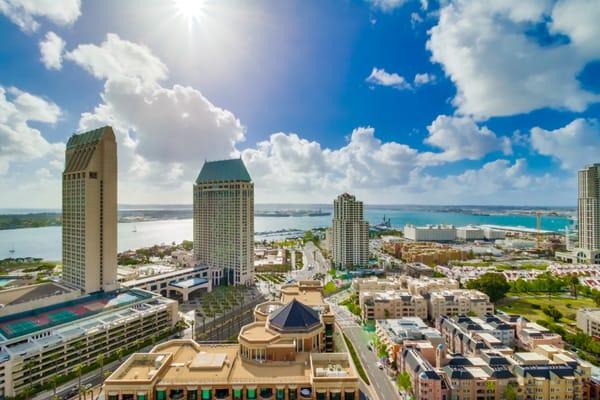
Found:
49,310 -> 77,324
0,289 -> 151,339
4,320 -> 38,337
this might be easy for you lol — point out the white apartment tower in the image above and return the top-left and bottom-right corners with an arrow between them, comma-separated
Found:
193,159 -> 254,285
62,126 -> 118,293
577,164 -> 600,263
332,193 -> 369,268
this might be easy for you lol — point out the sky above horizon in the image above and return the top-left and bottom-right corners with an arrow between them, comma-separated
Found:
0,0 -> 599,207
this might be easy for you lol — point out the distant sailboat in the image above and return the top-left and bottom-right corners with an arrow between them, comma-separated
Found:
132,225 -> 138,233
8,245 -> 15,255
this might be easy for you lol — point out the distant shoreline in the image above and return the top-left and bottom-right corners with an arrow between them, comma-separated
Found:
0,204 -> 575,231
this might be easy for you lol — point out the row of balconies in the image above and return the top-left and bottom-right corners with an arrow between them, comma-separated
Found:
12,322 -> 172,394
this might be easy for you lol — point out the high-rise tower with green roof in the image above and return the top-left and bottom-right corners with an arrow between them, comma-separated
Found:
193,158 -> 254,285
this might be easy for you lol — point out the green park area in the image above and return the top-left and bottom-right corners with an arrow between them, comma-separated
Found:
496,295 -> 594,325
467,271 -> 600,365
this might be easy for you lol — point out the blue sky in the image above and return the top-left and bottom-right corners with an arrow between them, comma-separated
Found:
0,0 -> 599,207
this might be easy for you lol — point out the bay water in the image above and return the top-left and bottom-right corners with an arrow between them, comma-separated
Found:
0,206 -> 572,260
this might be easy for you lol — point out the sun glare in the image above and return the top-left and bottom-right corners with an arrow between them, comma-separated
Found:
174,0 -> 206,23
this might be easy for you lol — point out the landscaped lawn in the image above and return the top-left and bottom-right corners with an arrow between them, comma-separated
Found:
496,295 -> 595,324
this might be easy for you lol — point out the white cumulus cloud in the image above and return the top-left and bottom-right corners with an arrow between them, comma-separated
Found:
414,72 -> 435,86
241,122 -> 529,203
420,115 -> 511,163
367,0 -> 408,12
427,0 -> 600,118
68,34 -> 245,203
531,118 -> 600,170
409,158 -> 563,205
0,86 -> 64,174
0,0 -> 81,32
366,67 -> 411,90
66,33 -> 168,84
39,31 -> 65,70
366,68 -> 436,91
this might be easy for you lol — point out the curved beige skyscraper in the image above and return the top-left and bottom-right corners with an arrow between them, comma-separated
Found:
193,159 -> 254,285
62,126 -> 117,293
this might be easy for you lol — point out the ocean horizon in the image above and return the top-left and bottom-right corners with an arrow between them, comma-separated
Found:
0,203 -> 576,215
0,204 -> 574,261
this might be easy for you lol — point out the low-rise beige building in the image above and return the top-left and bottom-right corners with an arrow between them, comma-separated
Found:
359,290 -> 427,322
375,318 -> 444,365
104,281 -> 357,400
512,345 -> 591,400
577,308 -> 600,337
384,240 -> 469,265
515,318 -> 563,351
104,340 -> 359,400
352,276 -> 459,296
352,276 -> 406,292
428,289 -> 493,320
407,277 -> 459,296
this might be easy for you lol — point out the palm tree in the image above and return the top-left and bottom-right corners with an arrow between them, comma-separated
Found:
116,347 -> 125,363
51,375 -> 60,399
74,363 -> 83,400
567,274 -> 579,298
23,386 -> 33,400
396,371 -> 412,395
23,360 -> 36,400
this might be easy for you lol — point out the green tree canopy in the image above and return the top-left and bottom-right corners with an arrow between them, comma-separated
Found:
466,272 -> 510,302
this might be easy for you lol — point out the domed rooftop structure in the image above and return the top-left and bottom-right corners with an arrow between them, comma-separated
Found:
269,299 -> 321,333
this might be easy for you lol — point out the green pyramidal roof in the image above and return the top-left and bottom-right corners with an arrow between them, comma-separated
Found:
66,126 -> 112,149
195,158 -> 252,183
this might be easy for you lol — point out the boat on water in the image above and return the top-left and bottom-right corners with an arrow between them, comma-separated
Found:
372,215 -> 392,231
132,225 -> 138,233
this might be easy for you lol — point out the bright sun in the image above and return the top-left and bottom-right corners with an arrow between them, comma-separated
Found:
173,0 -> 206,22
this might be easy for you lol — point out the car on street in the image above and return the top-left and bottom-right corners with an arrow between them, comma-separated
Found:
377,362 -> 384,370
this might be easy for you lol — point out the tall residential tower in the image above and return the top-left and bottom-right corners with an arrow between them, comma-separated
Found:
62,126 -> 117,293
577,164 -> 600,263
332,193 -> 369,269
193,159 -> 254,285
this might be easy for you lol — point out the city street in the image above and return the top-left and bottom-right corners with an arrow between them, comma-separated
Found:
344,326 -> 399,400
327,297 -> 400,400
290,241 -> 329,282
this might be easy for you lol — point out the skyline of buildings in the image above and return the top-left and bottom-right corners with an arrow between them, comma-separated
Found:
193,158 -> 255,286
1,0 -> 599,397
331,193 -> 369,269
5,124 -> 600,400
